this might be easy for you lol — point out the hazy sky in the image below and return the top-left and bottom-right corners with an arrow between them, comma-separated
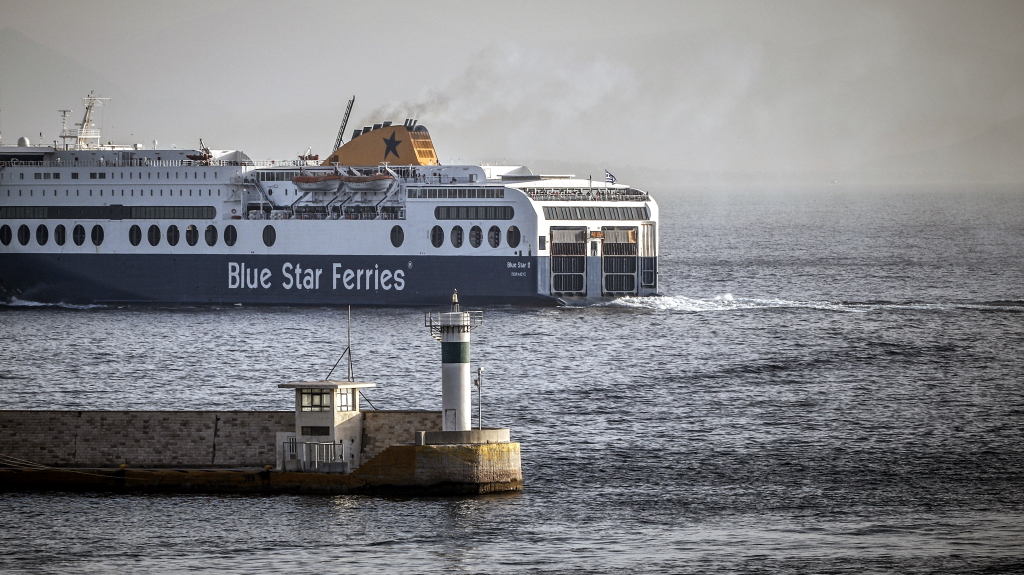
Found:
2,0 -> 1023,186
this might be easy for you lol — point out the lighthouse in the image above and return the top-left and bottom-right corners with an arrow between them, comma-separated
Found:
425,290 -> 483,431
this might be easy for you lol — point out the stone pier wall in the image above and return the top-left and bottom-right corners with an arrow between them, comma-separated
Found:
360,410 -> 443,462
0,411 -> 294,468
0,410 -> 441,469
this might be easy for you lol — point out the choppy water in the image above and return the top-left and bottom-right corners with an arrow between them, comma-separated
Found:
2,186 -> 1023,574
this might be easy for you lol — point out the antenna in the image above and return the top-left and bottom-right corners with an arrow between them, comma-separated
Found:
333,95 -> 355,151
347,305 -> 354,381
323,304 -> 356,382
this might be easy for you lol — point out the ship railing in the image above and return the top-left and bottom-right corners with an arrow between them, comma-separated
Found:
280,439 -> 348,473
0,158 -> 321,169
522,188 -> 650,202
245,210 -> 406,221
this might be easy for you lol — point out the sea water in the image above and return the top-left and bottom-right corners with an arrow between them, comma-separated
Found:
1,185 -> 1022,574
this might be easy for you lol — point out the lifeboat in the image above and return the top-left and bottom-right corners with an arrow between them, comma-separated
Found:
292,172 -> 395,193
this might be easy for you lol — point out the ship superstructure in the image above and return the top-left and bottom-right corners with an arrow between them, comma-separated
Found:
0,94 -> 658,306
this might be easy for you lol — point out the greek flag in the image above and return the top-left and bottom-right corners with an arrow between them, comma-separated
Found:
605,170 -> 616,184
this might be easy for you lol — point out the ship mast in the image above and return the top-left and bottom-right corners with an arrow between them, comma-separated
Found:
74,91 -> 109,149
333,95 -> 355,151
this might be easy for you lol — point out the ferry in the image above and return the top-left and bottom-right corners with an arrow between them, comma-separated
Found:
0,93 -> 658,306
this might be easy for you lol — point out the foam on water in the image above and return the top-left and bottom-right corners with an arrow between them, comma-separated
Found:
610,294 -> 1024,313
0,297 -> 107,310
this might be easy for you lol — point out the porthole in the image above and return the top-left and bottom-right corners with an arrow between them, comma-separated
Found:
36,224 -> 48,246
488,225 -> 501,248
507,225 -> 521,248
430,225 -> 444,248
205,225 -> 217,246
73,224 -> 86,246
91,225 -> 104,246
128,225 -> 142,246
0,225 -> 11,246
167,225 -> 180,246
54,225 -> 66,246
469,225 -> 482,248
148,224 -> 161,246
224,225 -> 237,247
18,224 -> 30,246
263,225 -> 276,247
451,225 -> 464,248
390,225 -> 404,248
185,225 -> 199,246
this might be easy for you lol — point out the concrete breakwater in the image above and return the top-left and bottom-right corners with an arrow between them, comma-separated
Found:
0,410 -> 522,494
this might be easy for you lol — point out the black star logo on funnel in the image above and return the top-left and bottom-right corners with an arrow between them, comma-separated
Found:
382,131 -> 402,159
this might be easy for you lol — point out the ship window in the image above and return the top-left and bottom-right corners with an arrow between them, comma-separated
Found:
148,225 -> 161,246
507,226 -> 521,248
488,225 -> 501,248
469,225 -> 482,248
185,225 -> 199,246
129,225 -> 142,246
99,173 -> 106,179
300,388 -> 332,412
430,225 -> 444,248
167,225 -> 180,246
390,225 -> 404,248
19,173 -> 24,180
451,225 -> 464,248
36,224 -> 48,246
54,225 -> 66,246
35,173 -> 42,180
539,236 -> 546,250
43,173 -> 51,180
434,206 -> 514,220
72,173 -> 79,179
224,225 -> 237,246
73,224 -> 86,246
205,225 -> 217,246
337,389 -> 354,411
17,224 -> 30,246
0,225 -> 10,246
263,225 -> 276,247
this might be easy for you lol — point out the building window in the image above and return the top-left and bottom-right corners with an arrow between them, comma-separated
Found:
337,389 -> 354,411
301,426 -> 331,436
300,388 -> 332,412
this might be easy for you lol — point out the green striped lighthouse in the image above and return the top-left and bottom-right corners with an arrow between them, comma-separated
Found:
425,291 -> 483,431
